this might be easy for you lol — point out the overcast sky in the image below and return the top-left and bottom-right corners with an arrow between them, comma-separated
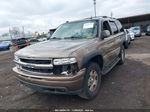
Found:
0,0 -> 150,35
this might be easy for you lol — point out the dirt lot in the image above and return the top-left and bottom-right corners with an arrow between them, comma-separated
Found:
0,36 -> 150,110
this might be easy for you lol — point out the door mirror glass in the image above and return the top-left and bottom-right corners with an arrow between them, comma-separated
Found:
102,30 -> 111,38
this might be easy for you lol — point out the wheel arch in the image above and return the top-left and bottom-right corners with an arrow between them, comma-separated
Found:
80,50 -> 104,70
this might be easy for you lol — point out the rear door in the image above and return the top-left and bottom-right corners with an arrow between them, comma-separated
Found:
99,20 -> 117,67
108,20 -> 124,58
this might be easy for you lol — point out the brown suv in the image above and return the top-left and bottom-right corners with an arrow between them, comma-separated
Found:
13,17 -> 125,99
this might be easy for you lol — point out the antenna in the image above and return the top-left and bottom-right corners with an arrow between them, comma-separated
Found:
93,0 -> 97,17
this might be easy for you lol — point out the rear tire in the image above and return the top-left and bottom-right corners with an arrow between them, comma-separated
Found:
118,46 -> 125,65
124,42 -> 129,49
79,62 -> 101,100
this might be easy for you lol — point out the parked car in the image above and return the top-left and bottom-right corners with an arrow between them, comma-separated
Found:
127,29 -> 135,41
146,26 -> 150,36
0,41 -> 11,51
124,29 -> 131,49
12,38 -> 30,51
46,37 -> 51,40
27,38 -> 38,42
13,17 -> 125,99
131,26 -> 141,37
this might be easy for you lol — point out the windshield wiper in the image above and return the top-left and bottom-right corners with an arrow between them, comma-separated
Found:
50,37 -> 62,40
64,36 -> 83,39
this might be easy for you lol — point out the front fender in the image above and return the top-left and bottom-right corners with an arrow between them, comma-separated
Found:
80,50 -> 103,69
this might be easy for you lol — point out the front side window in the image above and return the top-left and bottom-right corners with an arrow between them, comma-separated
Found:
51,20 -> 98,39
103,21 -> 112,35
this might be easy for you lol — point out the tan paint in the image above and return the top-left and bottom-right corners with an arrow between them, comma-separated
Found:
13,18 -> 125,93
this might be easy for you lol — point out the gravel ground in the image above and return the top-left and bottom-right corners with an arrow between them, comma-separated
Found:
0,36 -> 150,110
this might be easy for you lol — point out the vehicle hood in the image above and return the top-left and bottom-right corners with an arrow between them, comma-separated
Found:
15,39 -> 94,58
133,30 -> 140,34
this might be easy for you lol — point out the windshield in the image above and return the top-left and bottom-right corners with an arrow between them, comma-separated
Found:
128,29 -> 133,33
132,27 -> 140,30
147,26 -> 150,31
0,41 -> 9,46
51,20 -> 98,39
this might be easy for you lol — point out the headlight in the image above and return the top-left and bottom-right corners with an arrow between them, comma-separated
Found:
14,55 -> 19,61
53,58 -> 77,65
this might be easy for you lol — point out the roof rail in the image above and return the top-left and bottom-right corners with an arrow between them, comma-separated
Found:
66,16 -> 117,23
85,16 -> 115,19
83,16 -> 93,19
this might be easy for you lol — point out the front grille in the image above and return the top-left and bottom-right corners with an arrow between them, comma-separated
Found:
15,58 -> 77,76
20,58 -> 52,64
16,58 -> 53,75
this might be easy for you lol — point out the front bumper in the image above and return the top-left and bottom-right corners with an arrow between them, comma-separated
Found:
13,67 -> 85,95
134,33 -> 141,37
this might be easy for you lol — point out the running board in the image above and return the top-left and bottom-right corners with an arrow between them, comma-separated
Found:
102,57 -> 120,75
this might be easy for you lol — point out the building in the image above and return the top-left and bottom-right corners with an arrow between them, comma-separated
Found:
118,13 -> 150,32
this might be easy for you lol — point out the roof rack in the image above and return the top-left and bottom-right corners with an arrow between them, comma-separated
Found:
97,16 -> 116,19
83,16 -> 116,20
64,16 -> 117,24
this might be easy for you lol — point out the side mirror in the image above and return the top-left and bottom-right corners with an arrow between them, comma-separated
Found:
102,30 -> 111,38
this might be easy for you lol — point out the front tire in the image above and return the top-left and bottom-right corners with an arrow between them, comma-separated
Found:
79,62 -> 101,100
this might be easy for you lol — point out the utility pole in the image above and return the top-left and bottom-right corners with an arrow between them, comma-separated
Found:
22,26 -> 25,37
93,0 -> 96,17
9,27 -> 12,41
111,11 -> 113,18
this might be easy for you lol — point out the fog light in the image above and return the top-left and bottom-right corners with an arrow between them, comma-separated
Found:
16,64 -> 20,69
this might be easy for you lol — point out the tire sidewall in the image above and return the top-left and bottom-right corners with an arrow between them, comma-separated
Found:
124,41 -> 128,49
121,46 -> 125,61
118,46 -> 125,65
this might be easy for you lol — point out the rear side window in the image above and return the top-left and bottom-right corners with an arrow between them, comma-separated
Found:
115,20 -> 123,32
109,21 -> 118,34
